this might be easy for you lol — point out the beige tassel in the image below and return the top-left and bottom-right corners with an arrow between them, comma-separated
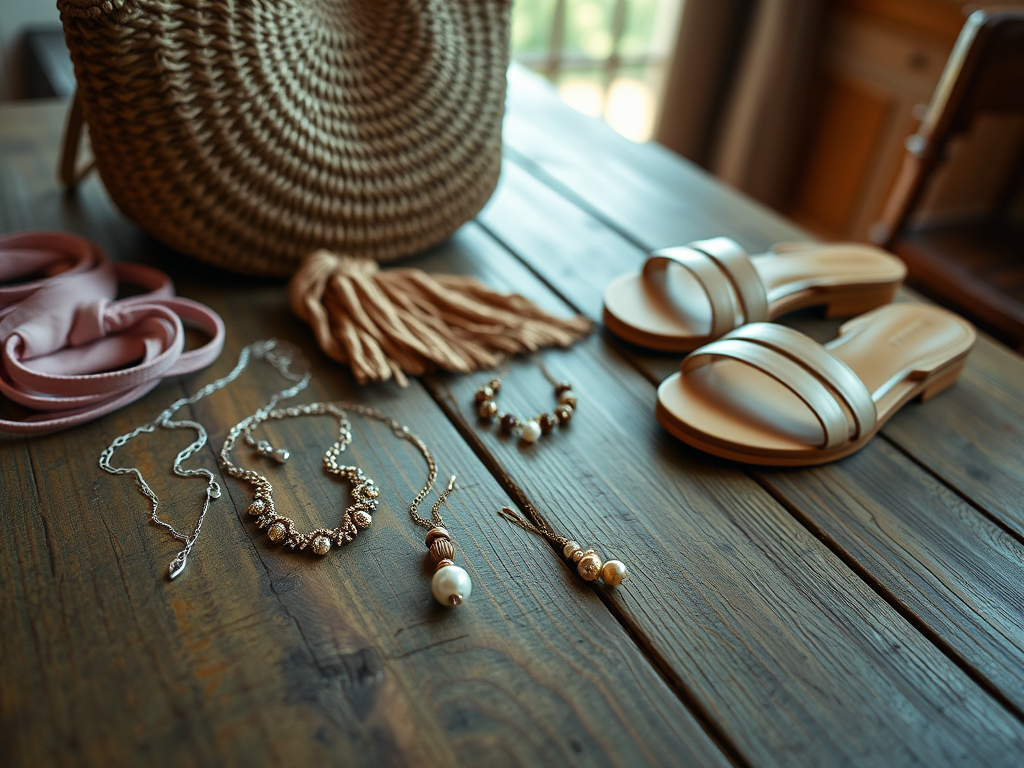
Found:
288,250 -> 593,386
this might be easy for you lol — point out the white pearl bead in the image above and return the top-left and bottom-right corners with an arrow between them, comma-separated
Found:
601,559 -> 628,586
431,564 -> 472,607
521,420 -> 542,443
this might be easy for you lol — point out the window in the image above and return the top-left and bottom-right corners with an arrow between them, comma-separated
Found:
510,0 -> 684,142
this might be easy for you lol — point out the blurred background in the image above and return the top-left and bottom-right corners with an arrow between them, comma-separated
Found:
509,0 -> 684,144
1,0 -> 1021,347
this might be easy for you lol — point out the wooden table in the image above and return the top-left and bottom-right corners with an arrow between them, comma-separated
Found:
3,67 -> 1024,768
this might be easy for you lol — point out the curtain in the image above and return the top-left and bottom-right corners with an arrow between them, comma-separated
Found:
655,0 -> 826,210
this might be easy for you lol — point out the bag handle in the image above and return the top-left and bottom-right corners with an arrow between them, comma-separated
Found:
59,90 -> 95,189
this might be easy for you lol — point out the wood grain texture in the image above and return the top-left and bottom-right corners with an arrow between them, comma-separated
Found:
882,337 -> 1024,534
501,67 -> 809,253
477,150 -> 1024,746
483,148 -> 1024,679
500,67 -> 1024,536
788,74 -> 894,235
416,221 -> 1024,767
5,74 -> 1024,768
757,440 -> 1024,713
0,100 -> 728,768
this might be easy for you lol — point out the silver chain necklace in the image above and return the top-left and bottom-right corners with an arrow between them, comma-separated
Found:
98,339 -> 472,606
98,340 -> 311,579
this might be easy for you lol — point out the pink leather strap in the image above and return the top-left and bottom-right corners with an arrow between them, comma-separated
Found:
0,231 -> 225,435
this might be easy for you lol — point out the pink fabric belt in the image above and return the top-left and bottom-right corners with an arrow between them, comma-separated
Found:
0,231 -> 225,435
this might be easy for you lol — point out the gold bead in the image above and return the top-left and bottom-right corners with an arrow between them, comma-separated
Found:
488,378 -> 502,393
600,560 -> 628,586
562,540 -> 581,559
555,404 -> 573,424
570,549 -> 585,564
425,527 -> 450,548
311,535 -> 331,556
475,386 -> 494,403
353,510 -> 372,529
478,400 -> 498,419
267,522 -> 287,543
248,499 -> 266,516
434,558 -> 455,573
578,553 -> 603,581
558,393 -> 578,409
429,538 -> 455,564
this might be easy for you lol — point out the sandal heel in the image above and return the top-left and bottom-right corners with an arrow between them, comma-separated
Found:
824,283 -> 899,319
918,362 -> 966,402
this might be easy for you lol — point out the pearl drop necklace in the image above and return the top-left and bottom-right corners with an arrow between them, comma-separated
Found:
221,397 -> 473,608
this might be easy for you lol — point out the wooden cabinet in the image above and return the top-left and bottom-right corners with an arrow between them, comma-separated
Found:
786,0 -> 973,241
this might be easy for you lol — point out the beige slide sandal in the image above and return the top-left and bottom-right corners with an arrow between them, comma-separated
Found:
655,304 -> 976,466
603,238 -> 907,352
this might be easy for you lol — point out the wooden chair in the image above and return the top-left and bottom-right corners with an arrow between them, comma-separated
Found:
875,9 -> 1024,352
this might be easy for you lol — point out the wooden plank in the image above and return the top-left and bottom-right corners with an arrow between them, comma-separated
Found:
502,67 -> 808,252
895,224 -> 1024,349
500,66 -> 1024,538
758,441 -> 1024,714
0,102 -> 729,768
1,293 -> 729,768
418,220 -> 1024,767
482,155 -> 1024,685
883,338 -> 1024,535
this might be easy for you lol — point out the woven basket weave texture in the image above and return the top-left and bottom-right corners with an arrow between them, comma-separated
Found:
58,0 -> 511,276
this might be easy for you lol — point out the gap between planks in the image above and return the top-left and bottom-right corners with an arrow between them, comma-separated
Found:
470,175 -> 1024,732
420,380 -> 753,768
499,145 -> 1024,552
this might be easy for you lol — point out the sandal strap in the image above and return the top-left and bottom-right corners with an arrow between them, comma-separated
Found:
687,238 -> 769,324
682,325 -> 876,449
643,246 -> 736,339
643,238 -> 768,340
726,324 -> 877,439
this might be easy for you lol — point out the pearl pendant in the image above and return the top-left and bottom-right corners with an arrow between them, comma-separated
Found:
431,564 -> 472,607
600,559 -> 628,586
520,419 -> 542,443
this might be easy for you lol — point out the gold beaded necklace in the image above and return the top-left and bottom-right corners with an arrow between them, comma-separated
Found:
498,502 -> 628,587
220,398 -> 472,608
474,361 -> 577,443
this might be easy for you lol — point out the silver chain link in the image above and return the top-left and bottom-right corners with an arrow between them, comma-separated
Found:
100,339 -> 457,579
98,340 -> 311,579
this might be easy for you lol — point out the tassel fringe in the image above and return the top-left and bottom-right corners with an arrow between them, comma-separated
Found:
288,250 -> 593,386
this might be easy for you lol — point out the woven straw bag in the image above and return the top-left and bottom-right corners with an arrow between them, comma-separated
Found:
57,0 -> 512,277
